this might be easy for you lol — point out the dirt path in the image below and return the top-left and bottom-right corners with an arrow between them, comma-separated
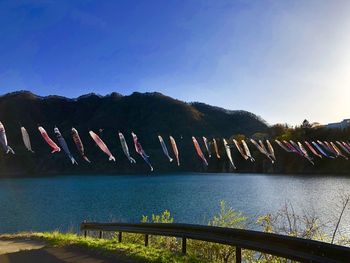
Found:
0,239 -> 135,263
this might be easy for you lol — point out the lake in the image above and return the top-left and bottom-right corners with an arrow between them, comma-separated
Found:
0,173 -> 349,234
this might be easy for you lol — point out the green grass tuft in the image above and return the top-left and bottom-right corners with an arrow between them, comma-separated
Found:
31,232 -> 202,263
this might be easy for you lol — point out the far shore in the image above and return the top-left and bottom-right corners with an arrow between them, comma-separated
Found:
1,171 -> 350,179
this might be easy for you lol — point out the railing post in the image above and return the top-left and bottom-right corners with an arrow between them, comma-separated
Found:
182,237 -> 187,255
99,231 -> 102,239
82,220 -> 87,238
118,232 -> 122,242
235,246 -> 241,263
145,234 -> 149,247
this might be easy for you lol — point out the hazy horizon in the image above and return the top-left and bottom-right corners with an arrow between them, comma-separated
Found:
1,1 -> 349,126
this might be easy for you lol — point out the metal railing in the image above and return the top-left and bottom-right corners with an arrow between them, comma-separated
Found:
80,222 -> 350,263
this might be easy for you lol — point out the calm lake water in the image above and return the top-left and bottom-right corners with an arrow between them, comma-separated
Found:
0,173 -> 349,234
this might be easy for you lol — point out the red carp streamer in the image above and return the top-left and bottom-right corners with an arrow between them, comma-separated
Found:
89,131 -> 115,162
170,136 -> 180,166
38,126 -> 60,153
192,136 -> 208,166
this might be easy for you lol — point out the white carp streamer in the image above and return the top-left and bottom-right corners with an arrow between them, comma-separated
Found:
241,140 -> 255,162
297,142 -> 314,165
0,121 -> 15,154
21,127 -> 34,153
233,139 -> 248,160
275,139 -> 292,153
250,139 -> 274,163
202,136 -> 212,158
119,132 -> 136,163
89,130 -> 115,162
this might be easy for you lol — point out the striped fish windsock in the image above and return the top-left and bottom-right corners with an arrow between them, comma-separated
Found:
119,132 -> 136,163
192,136 -> 208,166
38,126 -> 60,153
54,127 -> 78,165
259,140 -> 269,155
250,139 -> 266,154
158,135 -> 173,162
330,142 -> 348,160
275,139 -> 292,153
336,141 -> 350,155
223,139 -> 236,169
317,141 -> 336,158
241,140 -> 255,162
304,141 -> 322,158
289,140 -> 304,156
250,139 -> 274,163
297,142 -> 314,165
282,140 -> 301,155
132,132 -> 153,171
342,141 -> 350,152
323,141 -> 338,156
170,136 -> 180,166
202,137 -> 212,158
311,141 -> 333,158
213,138 -> 221,159
72,128 -> 90,163
233,139 -> 248,160
21,127 -> 34,153
89,130 -> 115,162
266,140 -> 276,161
0,121 -> 15,154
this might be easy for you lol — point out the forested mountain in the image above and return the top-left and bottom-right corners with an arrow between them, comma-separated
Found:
0,91 -> 268,176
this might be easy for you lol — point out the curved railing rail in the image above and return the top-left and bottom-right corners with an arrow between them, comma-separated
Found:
80,222 -> 350,263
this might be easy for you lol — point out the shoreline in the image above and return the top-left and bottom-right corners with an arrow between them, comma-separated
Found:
1,171 -> 350,179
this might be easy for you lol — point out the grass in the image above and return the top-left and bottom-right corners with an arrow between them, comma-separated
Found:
0,232 -> 202,263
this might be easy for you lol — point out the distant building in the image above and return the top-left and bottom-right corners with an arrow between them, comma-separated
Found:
325,119 -> 350,129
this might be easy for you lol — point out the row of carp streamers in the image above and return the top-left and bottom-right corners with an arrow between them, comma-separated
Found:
1,121 -> 350,171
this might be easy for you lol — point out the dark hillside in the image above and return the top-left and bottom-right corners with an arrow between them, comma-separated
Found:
0,91 -> 268,176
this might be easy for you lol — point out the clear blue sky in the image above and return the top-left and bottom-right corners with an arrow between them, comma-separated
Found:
1,0 -> 349,125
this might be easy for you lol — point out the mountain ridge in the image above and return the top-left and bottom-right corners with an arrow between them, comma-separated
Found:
0,90 -> 268,176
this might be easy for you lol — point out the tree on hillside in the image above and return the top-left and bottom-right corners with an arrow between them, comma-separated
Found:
302,119 -> 311,129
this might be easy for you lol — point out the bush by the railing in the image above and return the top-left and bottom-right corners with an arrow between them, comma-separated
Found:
188,200 -> 251,263
104,199 -> 350,263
